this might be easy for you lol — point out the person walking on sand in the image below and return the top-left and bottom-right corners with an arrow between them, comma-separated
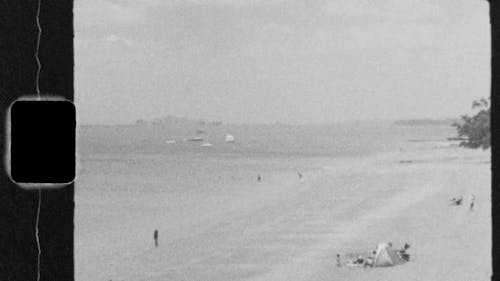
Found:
470,193 -> 475,211
336,254 -> 341,267
297,171 -> 303,180
257,174 -> 261,182
153,229 -> 158,247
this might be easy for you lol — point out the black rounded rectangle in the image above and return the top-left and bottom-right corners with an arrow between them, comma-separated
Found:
10,100 -> 75,184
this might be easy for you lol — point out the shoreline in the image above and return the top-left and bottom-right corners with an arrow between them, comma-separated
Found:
75,144 -> 490,281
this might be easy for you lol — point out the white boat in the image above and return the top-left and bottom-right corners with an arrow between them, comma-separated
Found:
186,136 -> 204,142
200,142 -> 213,147
225,134 -> 235,143
165,140 -> 176,144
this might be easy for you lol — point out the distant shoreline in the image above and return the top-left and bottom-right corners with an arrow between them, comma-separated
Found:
78,117 -> 460,128
393,118 -> 459,126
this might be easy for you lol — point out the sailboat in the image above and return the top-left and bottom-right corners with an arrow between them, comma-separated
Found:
186,136 -> 204,142
200,142 -> 213,147
225,134 -> 235,143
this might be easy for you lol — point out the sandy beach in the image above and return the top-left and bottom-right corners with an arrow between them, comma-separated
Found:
75,124 -> 490,281
253,148 -> 490,281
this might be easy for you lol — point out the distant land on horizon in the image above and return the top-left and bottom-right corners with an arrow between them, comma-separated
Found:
393,118 -> 460,126
78,116 -> 461,127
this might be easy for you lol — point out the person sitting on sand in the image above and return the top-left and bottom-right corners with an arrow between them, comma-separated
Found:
354,255 -> 364,265
397,243 -> 410,261
363,251 -> 376,268
450,196 -> 463,205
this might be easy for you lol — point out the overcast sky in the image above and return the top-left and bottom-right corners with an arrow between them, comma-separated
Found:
75,0 -> 490,125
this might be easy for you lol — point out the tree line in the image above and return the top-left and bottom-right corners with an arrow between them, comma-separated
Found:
453,98 -> 490,149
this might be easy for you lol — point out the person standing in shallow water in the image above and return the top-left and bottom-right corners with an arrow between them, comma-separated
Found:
154,229 -> 158,247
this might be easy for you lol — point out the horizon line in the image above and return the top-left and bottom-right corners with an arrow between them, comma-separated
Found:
76,116 -> 460,127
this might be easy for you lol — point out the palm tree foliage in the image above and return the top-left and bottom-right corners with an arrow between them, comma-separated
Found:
453,98 -> 490,149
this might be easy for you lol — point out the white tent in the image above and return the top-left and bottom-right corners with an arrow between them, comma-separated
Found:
372,243 -> 405,267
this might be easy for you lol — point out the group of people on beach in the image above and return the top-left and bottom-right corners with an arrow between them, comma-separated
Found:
450,193 -> 475,210
339,242 -> 410,268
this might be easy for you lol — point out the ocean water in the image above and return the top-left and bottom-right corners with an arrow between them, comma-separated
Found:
76,121 -> 456,194
76,121 -> 456,204
75,121 -> 459,281
78,120 -> 456,158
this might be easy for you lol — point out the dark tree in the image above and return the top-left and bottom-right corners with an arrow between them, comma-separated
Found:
453,98 -> 490,149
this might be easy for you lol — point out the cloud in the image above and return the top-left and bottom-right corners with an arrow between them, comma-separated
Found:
107,2 -> 145,24
105,34 -> 134,46
75,0 -> 288,37
181,0 -> 287,6
75,0 -> 148,28
129,0 -> 287,6
322,0 -> 441,23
